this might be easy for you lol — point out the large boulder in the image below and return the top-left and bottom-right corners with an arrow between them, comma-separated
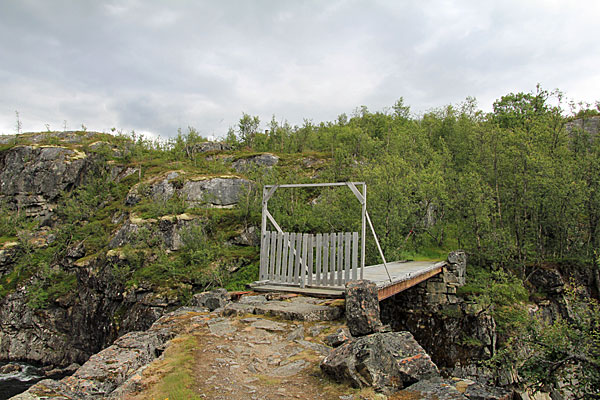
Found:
182,177 -> 251,207
191,288 -> 230,311
0,145 -> 88,216
231,153 -> 279,172
320,331 -> 439,393
345,280 -> 383,336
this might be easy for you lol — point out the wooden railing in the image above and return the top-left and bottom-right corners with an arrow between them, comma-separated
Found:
259,231 -> 360,288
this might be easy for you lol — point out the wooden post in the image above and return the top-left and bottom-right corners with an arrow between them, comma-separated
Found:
361,183 -> 366,280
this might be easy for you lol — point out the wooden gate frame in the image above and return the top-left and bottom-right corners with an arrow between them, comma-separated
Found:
260,182 -> 368,286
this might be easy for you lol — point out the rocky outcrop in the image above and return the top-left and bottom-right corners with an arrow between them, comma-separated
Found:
191,288 -> 230,311
321,331 -> 439,393
400,377 -> 513,400
10,307 -> 194,399
0,254 -> 175,368
380,252 -> 497,377
231,153 -> 279,172
345,280 -> 383,336
0,145 -> 88,216
125,171 -> 251,208
108,213 -> 202,251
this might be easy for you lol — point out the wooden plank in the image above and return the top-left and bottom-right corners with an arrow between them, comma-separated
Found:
322,233 -> 329,287
329,233 -> 337,286
269,231 -> 277,280
249,283 -> 345,298
287,233 -> 296,284
264,182 -> 364,189
344,232 -> 351,283
281,232 -> 289,283
307,234 -> 314,286
300,233 -> 308,288
294,233 -> 303,285
377,265 -> 443,300
337,233 -> 344,285
260,231 -> 271,280
352,231 -> 358,281
361,184 -> 366,280
315,233 -> 322,285
275,231 -> 284,282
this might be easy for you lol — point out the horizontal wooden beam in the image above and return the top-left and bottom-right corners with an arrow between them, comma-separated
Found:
376,266 -> 443,301
264,182 -> 365,189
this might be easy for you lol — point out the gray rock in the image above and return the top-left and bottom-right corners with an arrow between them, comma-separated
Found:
400,377 -> 467,399
324,327 -> 352,347
253,299 -> 343,321
0,145 -> 88,216
182,177 -> 251,207
269,359 -> 307,377
190,142 -> 231,153
191,288 -> 230,311
320,331 -> 439,393
229,226 -> 260,246
250,319 -> 290,332
345,280 -> 383,336
231,153 -> 279,172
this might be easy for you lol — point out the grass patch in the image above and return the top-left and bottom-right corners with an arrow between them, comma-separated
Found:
142,334 -> 203,400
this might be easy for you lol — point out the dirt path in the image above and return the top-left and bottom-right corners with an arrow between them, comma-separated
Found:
124,310 -> 384,400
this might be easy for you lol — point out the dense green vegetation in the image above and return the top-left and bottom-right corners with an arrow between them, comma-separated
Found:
1,86 -> 599,395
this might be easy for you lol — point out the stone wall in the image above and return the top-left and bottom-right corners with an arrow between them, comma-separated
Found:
380,251 -> 497,377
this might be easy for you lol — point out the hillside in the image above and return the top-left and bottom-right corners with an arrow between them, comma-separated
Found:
1,90 -> 599,398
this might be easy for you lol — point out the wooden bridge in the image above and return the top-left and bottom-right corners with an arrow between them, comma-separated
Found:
251,182 -> 445,300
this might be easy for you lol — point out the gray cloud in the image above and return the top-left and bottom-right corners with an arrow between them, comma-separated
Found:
1,0 -> 599,138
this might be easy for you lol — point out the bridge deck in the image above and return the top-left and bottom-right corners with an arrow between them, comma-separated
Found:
250,260 -> 445,300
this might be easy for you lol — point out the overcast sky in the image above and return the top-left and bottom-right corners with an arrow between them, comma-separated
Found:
1,0 -> 599,139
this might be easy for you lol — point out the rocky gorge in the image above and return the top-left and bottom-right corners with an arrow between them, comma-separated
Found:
0,130 -> 597,399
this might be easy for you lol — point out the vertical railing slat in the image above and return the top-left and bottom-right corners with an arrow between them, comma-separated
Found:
329,233 -> 337,286
281,232 -> 289,283
315,233 -> 322,285
344,232 -> 351,283
287,232 -> 296,283
307,234 -> 314,286
352,231 -> 358,281
337,233 -> 344,285
269,231 -> 277,280
322,233 -> 329,287
260,231 -> 271,280
300,233 -> 308,288
294,233 -> 303,285
275,231 -> 284,282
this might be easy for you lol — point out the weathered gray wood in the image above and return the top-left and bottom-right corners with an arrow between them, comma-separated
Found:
281,232 -> 290,283
329,233 -> 337,286
300,233 -> 308,288
294,233 -> 303,285
361,183 -> 366,280
337,233 -> 344,285
322,233 -> 329,287
287,233 -> 296,284
352,231 -> 358,280
266,210 -> 283,234
346,182 -> 365,204
261,231 -> 271,280
315,233 -> 322,285
307,234 -> 314,286
264,182 -> 364,189
344,232 -> 351,282
275,231 -> 284,281
269,231 -> 277,280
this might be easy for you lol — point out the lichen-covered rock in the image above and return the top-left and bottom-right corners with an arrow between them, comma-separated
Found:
0,145 -> 88,216
231,153 -> 279,172
324,327 -> 352,347
191,288 -> 230,311
320,331 -> 439,393
229,225 -> 260,246
181,177 -> 251,207
345,280 -> 383,336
